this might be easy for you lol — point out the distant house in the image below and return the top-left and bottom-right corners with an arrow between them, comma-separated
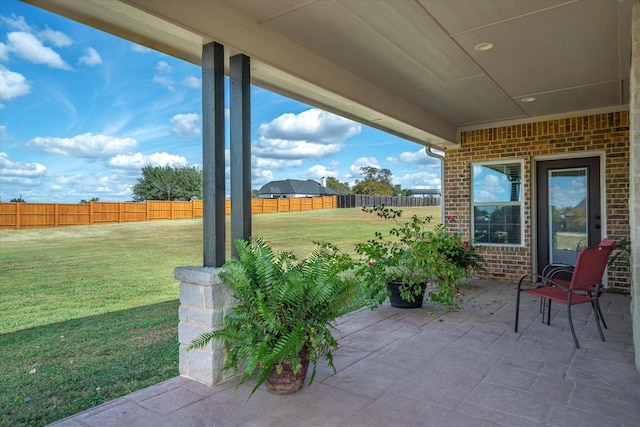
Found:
407,189 -> 441,198
257,179 -> 339,198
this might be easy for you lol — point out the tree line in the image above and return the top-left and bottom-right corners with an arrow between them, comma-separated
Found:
129,164 -> 409,201
4,165 -> 410,203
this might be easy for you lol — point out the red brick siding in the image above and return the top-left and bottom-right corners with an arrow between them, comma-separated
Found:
446,111 -> 631,292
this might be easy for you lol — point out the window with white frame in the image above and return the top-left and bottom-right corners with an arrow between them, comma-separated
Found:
472,160 -> 524,246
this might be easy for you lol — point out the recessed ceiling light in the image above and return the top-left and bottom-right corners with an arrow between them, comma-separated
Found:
521,97 -> 536,103
474,42 -> 495,51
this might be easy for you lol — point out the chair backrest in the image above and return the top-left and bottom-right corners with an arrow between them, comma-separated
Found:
598,239 -> 617,249
570,245 -> 614,291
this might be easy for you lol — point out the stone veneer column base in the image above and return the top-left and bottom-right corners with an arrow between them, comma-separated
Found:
175,266 -> 237,385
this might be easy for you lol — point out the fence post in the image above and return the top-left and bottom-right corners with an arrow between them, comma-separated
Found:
15,202 -> 20,230
89,202 -> 94,225
54,203 -> 59,228
171,201 -> 174,220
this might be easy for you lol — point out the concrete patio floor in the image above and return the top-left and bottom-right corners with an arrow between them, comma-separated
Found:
50,280 -> 640,427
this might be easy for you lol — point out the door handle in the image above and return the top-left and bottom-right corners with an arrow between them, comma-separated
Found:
594,224 -> 601,229
594,215 -> 601,220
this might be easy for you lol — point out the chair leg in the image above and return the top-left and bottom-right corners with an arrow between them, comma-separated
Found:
567,303 -> 580,349
599,303 -> 608,330
591,299 -> 608,330
593,298 -> 606,342
546,299 -> 552,325
515,288 -> 521,333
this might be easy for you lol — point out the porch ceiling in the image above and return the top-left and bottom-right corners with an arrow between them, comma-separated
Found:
24,0 -> 635,149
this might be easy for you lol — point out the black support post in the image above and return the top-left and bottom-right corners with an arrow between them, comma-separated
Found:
230,54 -> 251,257
202,42 -> 226,267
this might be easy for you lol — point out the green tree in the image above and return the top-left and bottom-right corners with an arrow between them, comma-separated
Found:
10,196 -> 25,202
393,184 -> 409,196
325,176 -> 351,194
352,180 -> 394,196
80,197 -> 100,204
352,166 -> 396,196
359,166 -> 392,184
131,164 -> 203,201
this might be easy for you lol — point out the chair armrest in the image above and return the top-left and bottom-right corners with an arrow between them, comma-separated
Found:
517,272 -> 570,292
542,263 -> 574,279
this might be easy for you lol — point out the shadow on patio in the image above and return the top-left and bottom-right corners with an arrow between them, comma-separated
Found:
50,280 -> 639,427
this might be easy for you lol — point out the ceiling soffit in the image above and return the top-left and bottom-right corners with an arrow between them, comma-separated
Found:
23,0 -> 634,147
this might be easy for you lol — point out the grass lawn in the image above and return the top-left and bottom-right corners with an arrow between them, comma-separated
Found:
0,206 -> 439,426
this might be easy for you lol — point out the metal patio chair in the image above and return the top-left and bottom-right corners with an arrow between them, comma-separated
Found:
539,239 -> 616,329
514,242 -> 615,348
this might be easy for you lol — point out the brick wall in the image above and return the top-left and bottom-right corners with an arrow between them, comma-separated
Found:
446,111 -> 631,292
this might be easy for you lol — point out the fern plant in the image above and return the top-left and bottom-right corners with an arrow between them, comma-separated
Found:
188,236 -> 356,397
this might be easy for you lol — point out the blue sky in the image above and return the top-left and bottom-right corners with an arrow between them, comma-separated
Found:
0,0 -> 441,203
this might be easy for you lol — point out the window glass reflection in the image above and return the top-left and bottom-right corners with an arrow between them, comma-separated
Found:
472,161 -> 523,246
473,163 -> 522,203
473,206 -> 521,244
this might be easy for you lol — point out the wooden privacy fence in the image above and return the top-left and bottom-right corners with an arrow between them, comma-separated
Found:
0,196 -> 337,230
336,194 -> 441,208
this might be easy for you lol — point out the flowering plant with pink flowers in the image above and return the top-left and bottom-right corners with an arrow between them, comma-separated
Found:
355,205 -> 485,308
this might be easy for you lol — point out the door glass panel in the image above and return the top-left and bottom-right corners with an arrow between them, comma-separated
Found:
548,168 -> 588,265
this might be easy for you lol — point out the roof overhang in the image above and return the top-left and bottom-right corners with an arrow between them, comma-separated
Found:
23,0 -> 634,150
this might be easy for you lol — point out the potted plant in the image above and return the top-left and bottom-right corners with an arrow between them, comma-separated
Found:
188,236 -> 356,397
355,205 -> 486,309
608,238 -> 632,268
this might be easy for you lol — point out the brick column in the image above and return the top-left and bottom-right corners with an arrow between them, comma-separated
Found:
175,266 -> 237,385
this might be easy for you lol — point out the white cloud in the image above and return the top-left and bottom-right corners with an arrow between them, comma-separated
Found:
396,171 -> 440,190
258,108 -> 361,144
56,175 -> 83,184
183,76 -> 201,89
250,156 -> 302,190
0,152 -> 47,181
550,178 -> 586,208
0,42 -> 8,62
253,109 -> 360,161
304,164 -> 339,180
0,175 -> 41,186
254,137 -> 343,160
27,133 -> 138,159
379,147 -> 442,189
153,61 -> 175,91
131,43 -> 152,53
39,28 -> 73,47
0,65 -> 30,102
170,113 -> 201,138
152,75 -> 175,91
1,14 -> 32,32
79,47 -> 102,66
349,157 -> 379,177
252,168 -> 274,187
155,61 -> 172,73
253,157 -> 301,170
386,148 -> 441,170
107,152 -> 188,170
6,31 -> 71,69
474,174 -> 505,202
51,173 -> 135,201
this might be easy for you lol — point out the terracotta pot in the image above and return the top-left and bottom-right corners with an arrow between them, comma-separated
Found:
265,347 -> 310,395
387,280 -> 426,309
